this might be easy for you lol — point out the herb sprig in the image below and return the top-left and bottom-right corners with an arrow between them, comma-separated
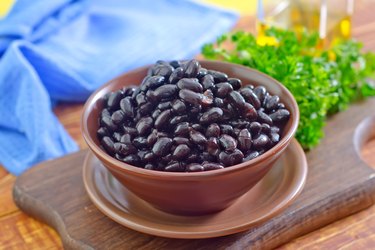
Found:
202,28 -> 375,149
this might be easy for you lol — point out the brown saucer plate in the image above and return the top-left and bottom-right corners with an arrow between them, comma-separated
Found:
83,138 -> 307,239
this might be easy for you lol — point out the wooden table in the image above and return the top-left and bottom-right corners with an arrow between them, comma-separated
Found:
1,2 -> 375,249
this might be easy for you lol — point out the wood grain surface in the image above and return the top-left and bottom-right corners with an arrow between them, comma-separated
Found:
2,1 -> 375,249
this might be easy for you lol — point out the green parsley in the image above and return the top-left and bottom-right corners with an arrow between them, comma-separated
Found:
202,28 -> 375,150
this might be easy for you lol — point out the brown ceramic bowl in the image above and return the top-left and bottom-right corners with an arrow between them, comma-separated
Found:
81,60 -> 299,216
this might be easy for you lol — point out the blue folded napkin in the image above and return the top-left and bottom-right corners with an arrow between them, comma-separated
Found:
0,0 -> 238,175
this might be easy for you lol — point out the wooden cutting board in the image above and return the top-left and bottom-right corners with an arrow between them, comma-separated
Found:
13,98 -> 375,249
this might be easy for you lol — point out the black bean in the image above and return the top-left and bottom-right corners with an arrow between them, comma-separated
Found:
254,86 -> 267,103
201,89 -> 214,106
120,134 -> 132,144
174,122 -> 190,136
219,134 -> 237,152
277,103 -> 285,109
253,134 -> 270,150
107,91 -> 123,110
114,142 -> 137,156
202,162 -> 224,171
229,119 -> 248,129
226,103 -> 237,114
243,151 -> 260,162
169,60 -> 180,68
173,137 -> 191,146
168,67 -> 184,84
215,82 -> 233,98
112,132 -> 122,142
97,127 -> 109,139
170,115 -> 188,125
199,107 -> 223,124
144,163 -> 156,170
220,124 -> 235,137
183,59 -> 200,78
100,116 -> 118,131
214,97 -> 225,108
154,84 -> 178,100
234,128 -> 241,136
261,123 -> 271,134
156,60 -> 169,65
242,103 -> 258,120
249,122 -> 261,135
115,153 -> 123,161
269,109 -> 290,122
173,144 -> 191,160
208,70 -> 228,83
265,95 -> 280,111
269,132 -> 280,144
136,117 -> 153,136
161,154 -> 173,164
238,129 -> 252,153
100,108 -> 111,119
187,163 -> 204,172
155,109 -> 172,129
271,126 -> 280,133
240,88 -> 261,110
186,153 -> 200,163
189,130 -> 207,145
102,136 -> 115,155
120,97 -> 135,118
206,123 -> 221,137
123,87 -> 137,97
131,87 -> 141,100
133,136 -> 148,149
137,150 -> 149,160
135,93 -> 147,106
177,78 -> 203,93
153,64 -> 174,78
207,137 -> 220,155
171,99 -> 186,114
151,109 -> 161,119
152,137 -> 173,156
219,149 -> 244,166
157,101 -> 171,111
228,78 -> 242,90
201,74 -> 215,90
190,105 -> 202,116
165,162 -> 185,172
197,68 -> 208,79
139,76 -> 151,92
138,102 -> 153,115
122,154 -> 141,166
144,152 -> 155,162
258,110 -> 273,125
228,91 -> 246,109
122,126 -> 138,137
145,90 -> 157,103
111,110 -> 125,125
157,131 -> 169,138
146,130 -> 158,145
179,89 -> 203,105
221,108 -> 232,121
191,123 -> 204,133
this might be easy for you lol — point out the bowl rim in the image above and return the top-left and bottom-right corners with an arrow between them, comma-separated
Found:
81,60 -> 299,179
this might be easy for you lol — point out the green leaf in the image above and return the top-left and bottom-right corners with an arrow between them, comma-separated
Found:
201,28 -> 375,149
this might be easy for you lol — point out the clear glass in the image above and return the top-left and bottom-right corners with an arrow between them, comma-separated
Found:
257,0 -> 354,47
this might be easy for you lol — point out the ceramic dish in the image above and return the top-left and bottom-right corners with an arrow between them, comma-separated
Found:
83,138 -> 307,239
81,60 -> 300,215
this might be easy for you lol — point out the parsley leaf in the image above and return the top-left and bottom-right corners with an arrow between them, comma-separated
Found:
202,28 -> 375,149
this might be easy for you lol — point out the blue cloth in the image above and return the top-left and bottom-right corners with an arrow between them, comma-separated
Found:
0,0 -> 238,175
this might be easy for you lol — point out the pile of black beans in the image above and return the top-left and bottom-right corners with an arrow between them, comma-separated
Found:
97,59 -> 290,172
